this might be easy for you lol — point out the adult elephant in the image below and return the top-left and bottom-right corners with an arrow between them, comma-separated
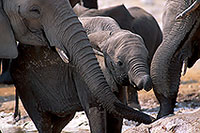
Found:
151,0 -> 200,119
10,29 -> 153,132
1,16 -> 154,132
0,0 -> 154,130
0,0 -> 95,83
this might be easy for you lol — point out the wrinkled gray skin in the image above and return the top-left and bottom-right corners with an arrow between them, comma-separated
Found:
74,4 -> 163,107
0,0 -> 155,132
151,0 -> 200,119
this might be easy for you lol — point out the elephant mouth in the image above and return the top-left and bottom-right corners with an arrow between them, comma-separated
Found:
115,74 -> 130,86
28,27 -> 49,45
25,25 -> 70,63
129,81 -> 140,91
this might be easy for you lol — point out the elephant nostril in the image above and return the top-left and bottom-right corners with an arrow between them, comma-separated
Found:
134,75 -> 152,91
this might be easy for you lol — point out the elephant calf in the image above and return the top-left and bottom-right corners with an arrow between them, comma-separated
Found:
74,4 -> 163,108
77,16 -> 154,132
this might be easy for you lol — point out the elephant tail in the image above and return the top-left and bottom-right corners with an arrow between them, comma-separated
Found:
14,89 -> 21,122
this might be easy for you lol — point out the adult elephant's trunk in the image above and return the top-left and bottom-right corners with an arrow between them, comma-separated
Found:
150,1 -> 200,118
43,1 -> 154,123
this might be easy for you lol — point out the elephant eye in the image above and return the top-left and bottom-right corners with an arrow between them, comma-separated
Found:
29,6 -> 41,18
117,61 -> 123,66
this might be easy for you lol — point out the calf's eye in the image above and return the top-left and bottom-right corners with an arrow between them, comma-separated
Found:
117,61 -> 123,66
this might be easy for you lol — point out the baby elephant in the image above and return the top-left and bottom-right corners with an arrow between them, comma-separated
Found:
81,17 -> 153,132
80,16 -> 153,92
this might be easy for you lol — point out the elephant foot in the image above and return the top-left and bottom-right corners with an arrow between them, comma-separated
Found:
156,94 -> 177,119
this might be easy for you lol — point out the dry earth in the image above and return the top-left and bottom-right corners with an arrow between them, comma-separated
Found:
1,0 -> 200,133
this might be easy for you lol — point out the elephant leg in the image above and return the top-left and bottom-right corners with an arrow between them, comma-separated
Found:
154,91 -> 177,119
156,60 -> 182,118
106,112 -> 123,133
17,88 -> 52,132
82,0 -> 98,9
127,86 -> 141,110
51,112 -> 76,133
87,107 -> 106,133
106,88 -> 127,133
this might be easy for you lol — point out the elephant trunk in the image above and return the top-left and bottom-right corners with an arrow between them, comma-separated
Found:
128,58 -> 152,92
150,3 -> 200,118
44,2 -> 155,123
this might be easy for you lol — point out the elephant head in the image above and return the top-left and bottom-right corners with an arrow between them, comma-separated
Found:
151,0 -> 200,118
88,30 -> 152,92
0,0 -> 154,123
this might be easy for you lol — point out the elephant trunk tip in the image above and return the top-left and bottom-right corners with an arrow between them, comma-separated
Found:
143,75 -> 153,92
134,75 -> 153,91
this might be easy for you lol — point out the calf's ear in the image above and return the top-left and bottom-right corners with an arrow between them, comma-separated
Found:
0,1 -> 18,59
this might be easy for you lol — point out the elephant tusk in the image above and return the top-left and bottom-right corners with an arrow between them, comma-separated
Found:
176,0 -> 200,20
55,47 -> 70,63
93,49 -> 104,57
56,47 -> 104,63
182,57 -> 188,76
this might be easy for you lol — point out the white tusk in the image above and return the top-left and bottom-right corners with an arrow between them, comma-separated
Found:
182,58 -> 188,76
55,47 -> 69,63
93,49 -> 104,57
176,0 -> 200,20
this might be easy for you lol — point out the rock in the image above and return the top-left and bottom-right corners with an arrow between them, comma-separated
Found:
124,108 -> 200,133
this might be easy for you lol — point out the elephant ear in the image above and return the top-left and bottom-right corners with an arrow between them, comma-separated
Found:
88,31 -> 112,52
0,1 -> 18,59
88,31 -> 116,72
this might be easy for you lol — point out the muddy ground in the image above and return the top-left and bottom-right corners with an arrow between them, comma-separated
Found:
0,0 -> 200,132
